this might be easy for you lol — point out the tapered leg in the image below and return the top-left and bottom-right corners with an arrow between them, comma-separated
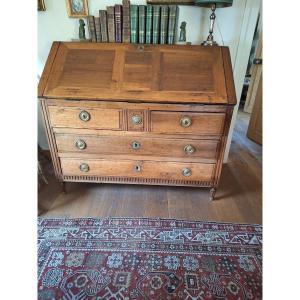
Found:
61,182 -> 66,194
209,187 -> 217,201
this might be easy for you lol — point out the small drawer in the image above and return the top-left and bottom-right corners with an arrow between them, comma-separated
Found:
127,110 -> 145,131
150,111 -> 226,135
48,106 -> 122,130
56,133 -> 219,161
60,158 -> 215,182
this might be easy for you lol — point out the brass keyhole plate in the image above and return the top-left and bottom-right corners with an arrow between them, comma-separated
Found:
134,164 -> 141,172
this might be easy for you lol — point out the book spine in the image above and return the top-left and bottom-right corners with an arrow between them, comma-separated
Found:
115,5 -> 123,43
130,5 -> 138,43
167,5 -> 178,44
160,5 -> 169,44
152,6 -> 160,44
87,15 -> 97,42
122,0 -> 131,43
99,10 -> 108,42
138,5 -> 146,44
107,6 -> 115,42
145,5 -> 153,44
94,16 -> 102,42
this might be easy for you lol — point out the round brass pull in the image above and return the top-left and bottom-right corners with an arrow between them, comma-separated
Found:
182,167 -> 192,177
134,164 -> 141,172
131,141 -> 141,150
79,163 -> 89,172
79,110 -> 90,122
180,116 -> 192,128
75,139 -> 86,150
184,144 -> 195,155
132,115 -> 142,125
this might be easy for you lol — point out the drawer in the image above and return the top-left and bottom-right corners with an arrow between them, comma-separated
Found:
61,158 -> 215,182
150,111 -> 225,135
61,158 -> 215,181
55,134 -> 219,161
48,106 -> 122,130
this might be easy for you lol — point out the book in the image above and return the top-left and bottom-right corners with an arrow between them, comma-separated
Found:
107,6 -> 115,42
145,5 -> 153,44
99,10 -> 108,42
122,0 -> 131,43
130,5 -> 138,43
138,5 -> 146,44
167,5 -> 178,44
87,15 -> 96,42
152,6 -> 160,44
160,5 -> 169,44
94,16 -> 102,42
115,5 -> 123,43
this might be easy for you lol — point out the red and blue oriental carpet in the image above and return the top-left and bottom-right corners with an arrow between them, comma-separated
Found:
38,217 -> 262,299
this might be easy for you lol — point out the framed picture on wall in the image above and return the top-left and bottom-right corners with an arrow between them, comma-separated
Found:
38,0 -> 46,11
66,0 -> 89,18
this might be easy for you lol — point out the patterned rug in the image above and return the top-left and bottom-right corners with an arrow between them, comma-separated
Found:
38,218 -> 262,300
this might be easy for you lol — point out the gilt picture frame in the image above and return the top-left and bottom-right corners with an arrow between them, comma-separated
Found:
66,0 -> 89,18
146,0 -> 194,4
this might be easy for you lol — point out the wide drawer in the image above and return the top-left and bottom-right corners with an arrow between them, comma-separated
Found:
48,106 -> 122,130
60,158 -> 215,181
55,133 -> 219,161
151,111 -> 225,135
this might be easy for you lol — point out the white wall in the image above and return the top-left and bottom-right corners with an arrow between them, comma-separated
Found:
38,0 -> 246,75
38,0 -> 260,156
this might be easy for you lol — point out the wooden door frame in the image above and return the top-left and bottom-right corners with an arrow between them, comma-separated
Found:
247,75 -> 262,144
224,0 -> 261,162
244,18 -> 262,114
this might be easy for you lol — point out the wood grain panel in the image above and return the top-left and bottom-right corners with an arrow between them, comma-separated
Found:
53,127 -> 223,140
221,47 -> 237,105
213,107 -> 233,187
123,50 -> 154,91
42,42 -> 231,104
38,42 -> 60,97
160,51 -> 214,92
46,99 -> 228,113
47,46 -> 116,92
58,153 -> 218,164
151,111 -> 226,135
247,76 -> 262,144
61,158 -> 215,181
48,106 -> 122,130
40,99 -> 62,179
55,133 -> 219,161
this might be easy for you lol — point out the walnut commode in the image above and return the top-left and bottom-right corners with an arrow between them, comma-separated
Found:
39,42 -> 236,200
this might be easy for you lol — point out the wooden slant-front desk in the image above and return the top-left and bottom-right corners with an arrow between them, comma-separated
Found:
39,42 -> 236,200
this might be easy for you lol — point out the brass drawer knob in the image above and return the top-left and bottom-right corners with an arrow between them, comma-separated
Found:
79,163 -> 89,172
180,116 -> 192,128
184,144 -> 195,155
182,167 -> 192,177
134,164 -> 141,172
131,141 -> 141,150
75,139 -> 86,150
79,110 -> 90,122
132,115 -> 142,125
